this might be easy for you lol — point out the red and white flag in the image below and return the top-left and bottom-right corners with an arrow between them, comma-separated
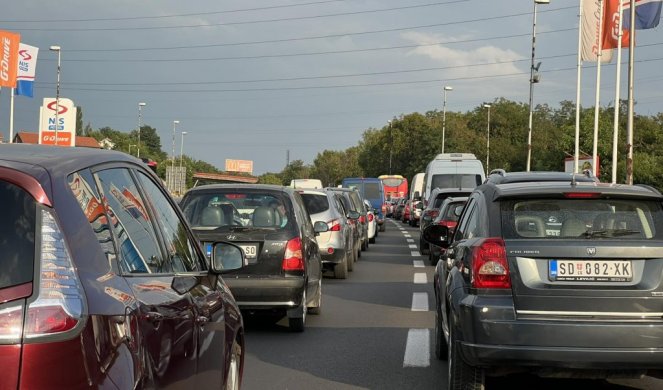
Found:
581,0 -> 614,62
603,0 -> 631,49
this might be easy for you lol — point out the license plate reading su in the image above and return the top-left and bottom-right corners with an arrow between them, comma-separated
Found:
549,260 -> 632,282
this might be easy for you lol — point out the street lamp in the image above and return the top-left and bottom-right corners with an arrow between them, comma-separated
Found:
442,86 -> 453,153
179,131 -> 188,169
49,46 -> 61,145
137,102 -> 147,158
388,120 -> 393,175
483,103 -> 491,174
172,120 -> 180,170
526,0 -> 550,172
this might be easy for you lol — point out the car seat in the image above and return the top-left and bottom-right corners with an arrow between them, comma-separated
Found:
514,215 -> 545,237
201,206 -> 225,227
561,218 -> 586,237
253,206 -> 277,227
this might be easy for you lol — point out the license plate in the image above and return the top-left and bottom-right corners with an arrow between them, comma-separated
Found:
239,244 -> 258,259
549,260 -> 632,282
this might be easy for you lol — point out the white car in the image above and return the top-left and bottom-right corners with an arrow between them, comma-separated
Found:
364,199 -> 378,244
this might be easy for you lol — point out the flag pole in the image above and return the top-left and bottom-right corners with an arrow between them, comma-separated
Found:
574,0 -> 584,174
9,87 -> 15,144
611,0 -> 624,184
592,0 -> 605,177
626,0 -> 636,185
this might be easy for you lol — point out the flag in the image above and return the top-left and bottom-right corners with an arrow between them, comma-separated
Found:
0,30 -> 20,88
623,0 -> 662,29
603,0 -> 631,49
581,0 -> 614,62
16,43 -> 39,98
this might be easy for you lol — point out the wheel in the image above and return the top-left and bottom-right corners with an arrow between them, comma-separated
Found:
361,238 -> 367,251
358,246 -> 362,258
448,324 -> 484,390
348,248 -> 356,271
429,250 -> 439,266
288,290 -> 306,332
308,279 -> 322,314
225,340 -> 242,390
369,235 -> 375,244
155,329 -> 173,379
334,254 -> 348,279
419,238 -> 430,255
434,306 -> 448,360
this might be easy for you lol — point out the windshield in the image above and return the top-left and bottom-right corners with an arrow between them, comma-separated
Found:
431,174 -> 482,189
382,178 -> 404,187
501,198 -> 663,240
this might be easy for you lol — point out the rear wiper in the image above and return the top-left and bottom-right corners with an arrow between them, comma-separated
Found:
582,229 -> 642,238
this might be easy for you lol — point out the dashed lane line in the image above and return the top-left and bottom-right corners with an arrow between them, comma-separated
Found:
410,251 -> 420,257
413,260 -> 424,268
411,292 -> 429,311
403,329 -> 431,367
406,238 -> 414,243
414,273 -> 427,284
408,244 -> 417,249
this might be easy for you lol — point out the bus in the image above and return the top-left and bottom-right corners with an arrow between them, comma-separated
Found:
379,175 -> 408,201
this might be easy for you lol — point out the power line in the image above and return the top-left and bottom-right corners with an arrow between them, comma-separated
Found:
13,0 -> 469,32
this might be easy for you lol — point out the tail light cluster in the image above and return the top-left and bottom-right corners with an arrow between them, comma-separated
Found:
327,219 -> 341,232
359,215 -> 366,224
282,237 -> 305,272
368,213 -> 374,222
471,238 -> 511,289
25,210 -> 85,338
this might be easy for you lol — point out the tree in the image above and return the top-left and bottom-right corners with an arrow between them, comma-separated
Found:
279,160 -> 312,186
258,173 -> 283,185
76,106 -> 84,136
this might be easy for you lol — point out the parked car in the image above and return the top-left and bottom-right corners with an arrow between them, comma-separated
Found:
0,144 -> 245,389
328,187 -> 369,254
299,189 -> 359,279
423,173 -> 663,388
180,184 -> 327,332
386,197 -> 401,218
419,187 -> 473,255
428,197 -> 468,265
364,199 -> 378,244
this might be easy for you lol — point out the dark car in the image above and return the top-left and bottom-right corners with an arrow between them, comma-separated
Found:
428,196 -> 468,266
419,187 -> 473,255
393,197 -> 407,220
0,144 -> 244,389
180,184 -> 327,332
423,175 -> 663,388
328,187 -> 369,254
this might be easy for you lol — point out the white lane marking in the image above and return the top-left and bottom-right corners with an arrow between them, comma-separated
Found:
413,260 -> 424,268
406,238 -> 415,243
408,244 -> 417,249
414,273 -> 427,284
411,292 -> 429,311
410,251 -> 421,257
403,329 -> 430,367
404,234 -> 411,237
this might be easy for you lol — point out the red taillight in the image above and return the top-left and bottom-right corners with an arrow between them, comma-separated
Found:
359,215 -> 366,224
0,305 -> 24,340
328,219 -> 341,231
368,213 -> 374,222
283,237 -> 304,271
428,209 -> 439,219
327,247 -> 334,254
563,192 -> 601,199
471,238 -> 510,289
25,306 -> 78,334
437,220 -> 457,229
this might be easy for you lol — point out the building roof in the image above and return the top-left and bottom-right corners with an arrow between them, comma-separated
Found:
13,132 -> 102,148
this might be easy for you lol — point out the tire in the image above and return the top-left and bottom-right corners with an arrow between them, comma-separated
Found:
334,255 -> 348,279
347,248 -> 355,271
155,329 -> 173,379
225,340 -> 242,390
369,236 -> 376,244
434,306 -> 448,360
419,238 -> 430,255
288,290 -> 306,332
448,325 -> 485,390
308,279 -> 322,314
429,250 -> 439,266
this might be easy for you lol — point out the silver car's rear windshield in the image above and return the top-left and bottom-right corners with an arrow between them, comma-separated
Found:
500,198 -> 663,240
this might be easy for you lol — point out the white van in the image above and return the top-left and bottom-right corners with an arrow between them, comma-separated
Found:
423,153 -> 485,201
410,172 -> 425,200
290,178 -> 323,189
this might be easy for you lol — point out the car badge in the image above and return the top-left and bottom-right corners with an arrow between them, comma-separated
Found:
226,234 -> 237,240
586,247 -> 596,256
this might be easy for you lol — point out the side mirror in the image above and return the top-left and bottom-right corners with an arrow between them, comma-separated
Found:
422,224 -> 451,247
210,242 -> 245,273
347,210 -> 360,220
313,221 -> 329,236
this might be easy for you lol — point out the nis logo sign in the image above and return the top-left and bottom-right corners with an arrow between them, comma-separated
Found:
47,100 -> 68,115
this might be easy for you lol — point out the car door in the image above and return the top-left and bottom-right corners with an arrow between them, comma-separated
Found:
94,167 -> 199,388
292,192 -> 322,297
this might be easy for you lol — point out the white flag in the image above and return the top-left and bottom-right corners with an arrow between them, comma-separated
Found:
581,0 -> 614,63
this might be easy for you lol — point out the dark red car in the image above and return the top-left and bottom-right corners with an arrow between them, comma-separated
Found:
0,144 -> 244,389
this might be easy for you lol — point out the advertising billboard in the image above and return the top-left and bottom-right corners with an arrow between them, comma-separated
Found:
225,159 -> 253,174
38,97 -> 77,147
564,156 -> 599,176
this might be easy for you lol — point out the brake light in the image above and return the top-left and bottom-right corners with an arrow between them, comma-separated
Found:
359,215 -> 366,224
25,209 -> 85,338
368,213 -> 374,222
282,237 -> 304,272
437,220 -> 457,229
471,238 -> 510,289
0,305 -> 24,341
327,219 -> 341,231
428,209 -> 440,220
563,192 -> 601,199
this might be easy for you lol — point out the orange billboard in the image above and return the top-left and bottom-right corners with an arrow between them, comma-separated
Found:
0,30 -> 20,88
225,159 -> 254,174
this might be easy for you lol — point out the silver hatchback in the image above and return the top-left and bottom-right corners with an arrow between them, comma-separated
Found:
300,189 -> 358,279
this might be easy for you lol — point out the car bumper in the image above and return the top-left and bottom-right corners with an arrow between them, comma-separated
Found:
320,249 -> 346,264
224,277 -> 305,309
457,295 -> 663,369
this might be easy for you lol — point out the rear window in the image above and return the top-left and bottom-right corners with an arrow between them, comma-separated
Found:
363,183 -> 381,199
432,192 -> 470,209
182,191 -> 292,230
0,181 -> 36,289
432,174 -> 482,189
501,198 -> 663,240
301,193 -> 329,215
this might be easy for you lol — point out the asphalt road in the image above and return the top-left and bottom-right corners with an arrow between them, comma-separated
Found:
240,219 -> 663,390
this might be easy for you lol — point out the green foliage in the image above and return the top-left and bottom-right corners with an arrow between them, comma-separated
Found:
258,173 -> 283,185
279,160 -> 312,186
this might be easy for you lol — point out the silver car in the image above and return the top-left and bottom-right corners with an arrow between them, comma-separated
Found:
300,189 -> 358,279
364,199 -> 378,244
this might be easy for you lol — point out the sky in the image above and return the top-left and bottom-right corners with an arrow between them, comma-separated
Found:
2,0 -> 663,175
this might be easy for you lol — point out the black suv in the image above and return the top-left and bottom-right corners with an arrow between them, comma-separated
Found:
419,187 -> 473,255
424,175 -> 663,388
180,184 -> 327,332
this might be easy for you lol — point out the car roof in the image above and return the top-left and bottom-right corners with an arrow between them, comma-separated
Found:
484,181 -> 663,200
186,183 -> 293,193
430,187 -> 474,196
485,170 -> 599,184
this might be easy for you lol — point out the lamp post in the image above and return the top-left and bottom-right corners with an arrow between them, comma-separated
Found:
172,120 -> 180,170
49,46 -> 61,145
483,103 -> 492,174
137,102 -> 146,158
388,120 -> 393,175
526,0 -> 550,172
442,86 -> 453,153
179,131 -> 188,169
178,131 -> 188,195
